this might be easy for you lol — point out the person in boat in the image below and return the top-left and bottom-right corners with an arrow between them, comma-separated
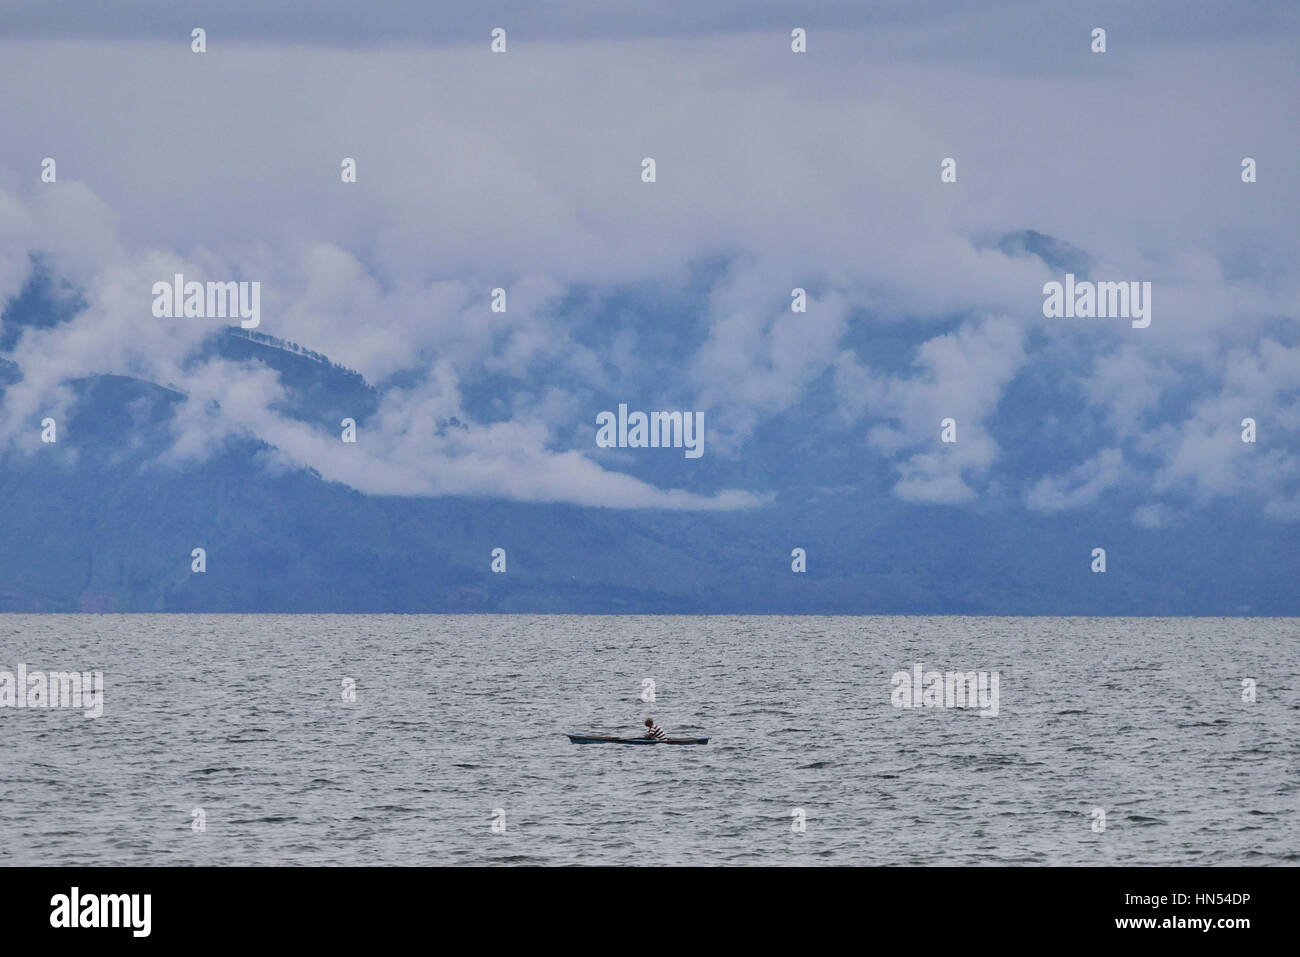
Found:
643,718 -> 667,740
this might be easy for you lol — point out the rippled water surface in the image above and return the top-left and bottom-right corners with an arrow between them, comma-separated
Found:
0,615 -> 1295,865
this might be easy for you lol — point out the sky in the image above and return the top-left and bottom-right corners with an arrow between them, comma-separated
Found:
0,0 -> 1297,521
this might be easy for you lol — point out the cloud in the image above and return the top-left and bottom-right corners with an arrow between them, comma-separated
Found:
0,17 -> 1297,515
1132,503 -> 1169,529
842,315 -> 1027,503
5,1 -> 1296,49
1026,448 -> 1126,513
1153,339 -> 1300,504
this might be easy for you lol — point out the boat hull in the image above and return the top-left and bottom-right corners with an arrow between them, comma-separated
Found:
566,734 -> 709,745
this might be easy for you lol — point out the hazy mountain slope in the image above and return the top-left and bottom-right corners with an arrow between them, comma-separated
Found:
0,262 -> 1295,614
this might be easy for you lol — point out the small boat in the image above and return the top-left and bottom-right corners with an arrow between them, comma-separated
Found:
566,734 -> 709,745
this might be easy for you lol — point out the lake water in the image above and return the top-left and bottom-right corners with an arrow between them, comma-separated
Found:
0,615 -> 1295,865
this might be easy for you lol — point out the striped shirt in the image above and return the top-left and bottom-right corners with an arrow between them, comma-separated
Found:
647,724 -> 667,740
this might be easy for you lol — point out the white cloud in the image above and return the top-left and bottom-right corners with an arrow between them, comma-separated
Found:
1026,448 -> 1126,513
844,315 -> 1027,503
0,26 -> 1296,514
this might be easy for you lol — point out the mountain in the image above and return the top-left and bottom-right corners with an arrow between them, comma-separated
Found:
0,259 -> 1295,613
